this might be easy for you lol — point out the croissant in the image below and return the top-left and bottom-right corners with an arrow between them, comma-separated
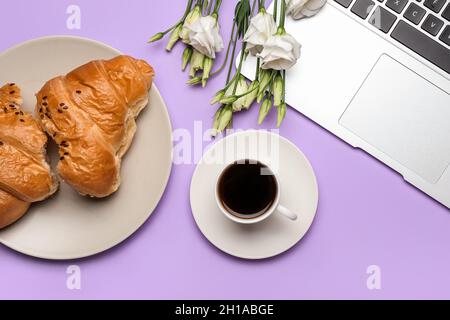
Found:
35,55 -> 155,198
0,83 -> 58,229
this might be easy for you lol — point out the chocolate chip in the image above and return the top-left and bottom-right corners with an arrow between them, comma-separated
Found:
15,112 -> 19,115
9,91 -> 15,94
58,109 -> 63,113
63,106 -> 69,110
39,108 -> 43,113
60,156 -> 65,161
0,141 -> 3,146
76,90 -> 81,94
43,102 -> 48,106
43,96 -> 47,100
9,83 -> 15,86
59,103 -> 65,107
20,119 -> 25,122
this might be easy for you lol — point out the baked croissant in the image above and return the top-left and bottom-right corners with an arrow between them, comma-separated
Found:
0,83 -> 58,229
36,55 -> 155,198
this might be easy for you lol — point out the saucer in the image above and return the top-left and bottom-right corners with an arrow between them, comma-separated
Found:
190,130 -> 319,260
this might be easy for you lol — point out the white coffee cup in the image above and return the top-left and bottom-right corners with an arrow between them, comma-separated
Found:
215,160 -> 299,225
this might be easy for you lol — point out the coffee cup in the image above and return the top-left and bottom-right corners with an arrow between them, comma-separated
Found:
215,159 -> 298,225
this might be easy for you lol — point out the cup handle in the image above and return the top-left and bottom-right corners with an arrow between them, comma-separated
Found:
277,205 -> 298,221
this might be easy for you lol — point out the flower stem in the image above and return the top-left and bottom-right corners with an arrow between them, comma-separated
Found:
282,70 -> 286,102
273,0 -> 279,22
255,58 -> 260,80
279,0 -> 286,29
232,42 -> 247,95
251,0 -> 258,15
259,0 -> 266,10
210,22 -> 236,77
225,25 -> 240,83
213,0 -> 223,14
160,0 -> 194,35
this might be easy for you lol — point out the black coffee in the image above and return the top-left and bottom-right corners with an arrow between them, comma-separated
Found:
218,160 -> 278,218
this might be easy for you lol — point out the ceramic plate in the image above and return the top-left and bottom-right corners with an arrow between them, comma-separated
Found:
190,130 -> 319,260
0,36 -> 173,260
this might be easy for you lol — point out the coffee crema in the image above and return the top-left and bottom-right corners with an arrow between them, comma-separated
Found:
217,160 -> 278,219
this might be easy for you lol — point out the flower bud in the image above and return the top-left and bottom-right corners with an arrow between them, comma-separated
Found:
277,103 -> 287,128
211,89 -> 226,105
182,46 -> 193,71
229,76 -> 250,112
189,49 -> 205,77
257,90 -> 266,104
202,57 -> 214,87
217,106 -> 233,133
243,80 -> 259,109
148,32 -> 164,43
219,96 -> 238,105
187,76 -> 202,86
258,97 -> 272,125
258,69 -> 272,97
273,73 -> 283,107
166,24 -> 183,52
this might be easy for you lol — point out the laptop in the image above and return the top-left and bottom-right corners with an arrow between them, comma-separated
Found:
241,0 -> 450,208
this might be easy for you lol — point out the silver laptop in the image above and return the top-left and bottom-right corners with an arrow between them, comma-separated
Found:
241,0 -> 450,208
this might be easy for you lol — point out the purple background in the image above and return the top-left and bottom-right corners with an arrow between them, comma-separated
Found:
0,0 -> 449,300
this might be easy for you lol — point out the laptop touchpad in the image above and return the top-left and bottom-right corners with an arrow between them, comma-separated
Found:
340,55 -> 450,184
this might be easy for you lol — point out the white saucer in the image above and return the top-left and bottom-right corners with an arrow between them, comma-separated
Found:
0,36 -> 173,260
190,130 -> 319,260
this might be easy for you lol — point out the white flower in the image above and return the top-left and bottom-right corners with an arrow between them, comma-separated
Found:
258,32 -> 301,70
243,11 -> 277,56
287,0 -> 327,20
180,6 -> 202,43
226,76 -> 249,112
186,16 -> 224,59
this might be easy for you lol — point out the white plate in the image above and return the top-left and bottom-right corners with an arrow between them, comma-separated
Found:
0,36 -> 173,260
190,130 -> 319,260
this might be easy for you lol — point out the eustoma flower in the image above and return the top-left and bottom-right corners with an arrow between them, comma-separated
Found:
258,29 -> 301,70
180,5 -> 202,43
243,9 -> 277,56
148,0 -> 224,87
186,15 -> 224,59
286,0 -> 327,20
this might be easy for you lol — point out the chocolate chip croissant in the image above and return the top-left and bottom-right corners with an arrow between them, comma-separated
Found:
35,55 -> 155,198
0,83 -> 58,229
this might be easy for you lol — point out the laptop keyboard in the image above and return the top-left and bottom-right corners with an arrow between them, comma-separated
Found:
334,0 -> 450,73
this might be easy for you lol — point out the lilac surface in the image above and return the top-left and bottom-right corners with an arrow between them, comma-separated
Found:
0,0 -> 448,300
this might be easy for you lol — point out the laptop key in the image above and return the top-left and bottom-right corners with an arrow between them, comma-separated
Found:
369,6 -> 397,32
424,0 -> 446,13
442,3 -> 450,21
334,0 -> 354,8
404,3 -> 426,24
391,20 -> 450,73
440,26 -> 450,46
351,0 -> 376,19
421,14 -> 444,35
386,0 -> 409,13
